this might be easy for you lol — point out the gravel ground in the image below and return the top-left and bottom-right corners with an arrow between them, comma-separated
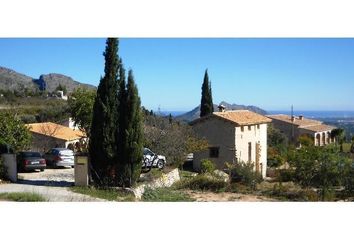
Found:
0,183 -> 106,202
0,168 -> 106,202
17,168 -> 74,187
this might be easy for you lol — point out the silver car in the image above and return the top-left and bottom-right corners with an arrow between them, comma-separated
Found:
44,148 -> 75,168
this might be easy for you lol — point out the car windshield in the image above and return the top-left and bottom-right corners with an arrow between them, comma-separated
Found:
59,150 -> 74,156
22,152 -> 41,158
143,148 -> 154,155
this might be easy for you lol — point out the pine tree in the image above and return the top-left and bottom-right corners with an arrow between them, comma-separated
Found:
200,69 -> 214,117
117,70 -> 144,187
89,38 -> 119,185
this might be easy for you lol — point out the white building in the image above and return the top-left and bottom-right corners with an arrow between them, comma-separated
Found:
267,114 -> 336,146
191,108 -> 271,177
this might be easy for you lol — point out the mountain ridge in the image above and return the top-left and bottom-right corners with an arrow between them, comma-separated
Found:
0,66 -> 96,94
175,101 -> 267,122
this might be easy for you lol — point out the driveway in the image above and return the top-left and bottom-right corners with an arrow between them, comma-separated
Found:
0,168 -> 106,201
17,168 -> 74,187
0,183 -> 106,201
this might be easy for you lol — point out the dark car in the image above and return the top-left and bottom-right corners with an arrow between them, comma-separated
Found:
17,151 -> 46,172
44,148 -> 75,168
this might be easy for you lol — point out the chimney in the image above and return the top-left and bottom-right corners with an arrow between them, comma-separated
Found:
299,115 -> 304,120
218,104 -> 226,112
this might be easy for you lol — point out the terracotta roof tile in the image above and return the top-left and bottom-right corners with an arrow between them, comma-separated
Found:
191,110 -> 271,126
267,114 -> 322,127
26,122 -> 85,141
299,124 -> 336,132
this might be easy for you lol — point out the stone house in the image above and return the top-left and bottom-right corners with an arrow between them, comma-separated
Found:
267,114 -> 336,146
191,108 -> 271,177
26,122 -> 86,153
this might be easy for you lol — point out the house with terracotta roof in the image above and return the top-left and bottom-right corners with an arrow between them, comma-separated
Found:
191,107 -> 271,177
267,114 -> 336,146
26,122 -> 86,152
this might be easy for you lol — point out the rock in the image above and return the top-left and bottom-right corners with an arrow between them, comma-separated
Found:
213,170 -> 230,182
131,168 -> 180,199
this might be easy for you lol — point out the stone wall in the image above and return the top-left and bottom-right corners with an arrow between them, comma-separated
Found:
192,117 -> 236,171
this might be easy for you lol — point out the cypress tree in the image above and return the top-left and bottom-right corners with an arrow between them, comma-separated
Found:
89,38 -> 119,185
200,69 -> 214,117
116,59 -> 128,185
117,70 -> 144,187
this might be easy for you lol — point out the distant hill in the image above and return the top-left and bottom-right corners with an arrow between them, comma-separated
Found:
176,101 -> 267,122
0,67 -> 37,92
0,66 -> 96,94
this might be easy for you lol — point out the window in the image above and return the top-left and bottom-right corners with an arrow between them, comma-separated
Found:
257,124 -> 260,129
209,147 -> 219,158
248,125 -> 251,131
241,126 -> 244,132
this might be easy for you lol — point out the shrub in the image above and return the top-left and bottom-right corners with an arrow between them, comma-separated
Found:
288,145 -> 352,200
175,174 -> 227,192
227,162 -> 263,188
142,187 -> 194,202
200,159 -> 215,173
277,169 -> 295,182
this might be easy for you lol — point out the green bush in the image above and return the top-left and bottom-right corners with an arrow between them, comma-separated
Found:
142,187 -> 194,202
288,145 -> 352,200
200,159 -> 215,173
277,169 -> 295,182
228,161 -> 263,188
175,174 -> 227,192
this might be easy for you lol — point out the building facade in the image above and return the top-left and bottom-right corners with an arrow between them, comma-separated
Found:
267,114 -> 336,146
26,122 -> 86,153
191,110 -> 271,177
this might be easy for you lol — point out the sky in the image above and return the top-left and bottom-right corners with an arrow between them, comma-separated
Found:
0,38 -> 354,112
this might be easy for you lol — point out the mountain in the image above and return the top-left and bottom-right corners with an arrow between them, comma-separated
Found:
0,67 -> 37,92
176,101 -> 267,122
0,66 -> 96,94
39,73 -> 96,93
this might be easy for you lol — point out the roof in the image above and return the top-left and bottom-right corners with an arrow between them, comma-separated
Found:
267,114 -> 337,133
267,114 -> 322,127
191,110 -> 272,126
26,122 -> 85,141
299,124 -> 336,133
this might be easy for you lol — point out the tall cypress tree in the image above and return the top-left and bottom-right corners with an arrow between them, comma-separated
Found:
116,59 -> 128,185
117,70 -> 144,187
89,38 -> 119,185
200,69 -> 214,117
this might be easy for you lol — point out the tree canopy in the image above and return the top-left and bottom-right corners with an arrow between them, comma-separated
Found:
200,69 -> 214,117
89,38 -> 120,185
0,112 -> 32,152
68,87 -> 96,137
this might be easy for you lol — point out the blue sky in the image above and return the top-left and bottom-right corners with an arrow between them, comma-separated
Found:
0,38 -> 353,111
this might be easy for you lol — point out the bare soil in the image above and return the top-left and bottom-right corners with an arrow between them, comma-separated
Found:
183,190 -> 276,202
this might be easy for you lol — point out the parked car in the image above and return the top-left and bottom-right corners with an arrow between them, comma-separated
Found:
17,151 -> 46,172
44,148 -> 75,168
142,148 -> 166,169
